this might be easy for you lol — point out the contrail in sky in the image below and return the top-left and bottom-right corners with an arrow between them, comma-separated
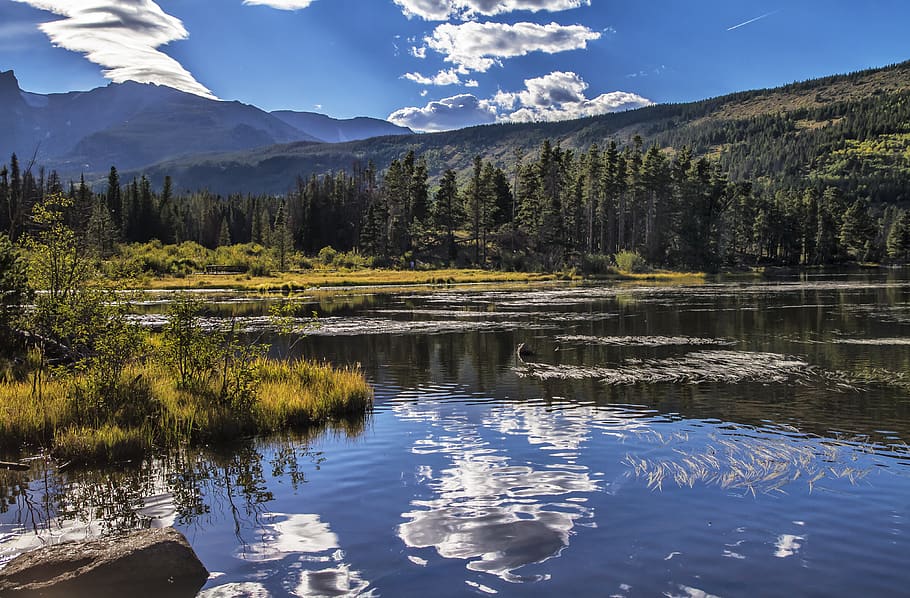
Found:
727,10 -> 780,31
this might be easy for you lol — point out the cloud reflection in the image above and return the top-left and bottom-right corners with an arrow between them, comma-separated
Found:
396,401 -> 599,582
207,512 -> 373,597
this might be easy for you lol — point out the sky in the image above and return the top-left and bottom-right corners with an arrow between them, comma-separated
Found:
1,0 -> 908,132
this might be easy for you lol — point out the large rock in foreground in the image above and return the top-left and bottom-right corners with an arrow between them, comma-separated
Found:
0,527 -> 208,597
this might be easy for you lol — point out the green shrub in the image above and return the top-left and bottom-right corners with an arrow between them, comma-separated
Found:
614,250 -> 649,273
318,246 -> 338,266
580,253 -> 613,275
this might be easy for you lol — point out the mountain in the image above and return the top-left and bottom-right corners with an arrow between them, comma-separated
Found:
271,110 -> 412,143
137,60 -> 910,200
0,71 -> 407,173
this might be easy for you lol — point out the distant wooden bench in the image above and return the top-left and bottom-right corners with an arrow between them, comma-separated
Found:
204,265 -> 247,275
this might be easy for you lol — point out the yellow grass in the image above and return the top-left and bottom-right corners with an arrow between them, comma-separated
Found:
0,358 -> 372,464
139,267 -> 560,291
132,266 -> 717,291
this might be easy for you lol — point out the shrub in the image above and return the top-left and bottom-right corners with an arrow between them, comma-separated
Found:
580,253 -> 613,275
614,250 -> 648,273
318,246 -> 338,266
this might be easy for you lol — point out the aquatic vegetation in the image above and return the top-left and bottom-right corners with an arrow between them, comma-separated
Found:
623,428 -> 874,494
516,350 -> 830,386
832,337 -> 910,345
840,366 -> 910,392
556,335 -> 735,347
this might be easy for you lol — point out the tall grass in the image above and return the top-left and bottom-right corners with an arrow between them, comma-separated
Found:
0,357 -> 372,464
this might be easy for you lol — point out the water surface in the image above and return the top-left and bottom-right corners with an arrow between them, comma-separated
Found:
2,271 -> 910,597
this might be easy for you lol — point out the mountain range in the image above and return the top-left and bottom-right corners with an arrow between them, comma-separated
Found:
0,69 -> 411,173
3,61 -> 910,202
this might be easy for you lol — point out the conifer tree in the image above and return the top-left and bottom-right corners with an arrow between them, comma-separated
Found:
886,209 -> 910,262
839,198 -> 875,261
432,169 -> 459,263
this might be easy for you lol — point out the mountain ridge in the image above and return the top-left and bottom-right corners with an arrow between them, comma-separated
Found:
0,71 -> 412,173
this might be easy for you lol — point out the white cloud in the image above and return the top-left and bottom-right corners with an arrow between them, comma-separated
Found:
242,0 -> 319,9
390,71 -> 652,132
394,0 -> 452,20
464,79 -> 479,87
388,94 -> 497,132
11,0 -> 214,99
494,71 -> 653,123
394,0 -> 590,21
424,21 -> 601,73
410,46 -> 427,59
403,68 -> 464,86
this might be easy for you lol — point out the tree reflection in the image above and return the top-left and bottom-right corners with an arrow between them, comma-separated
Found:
0,417 -> 367,557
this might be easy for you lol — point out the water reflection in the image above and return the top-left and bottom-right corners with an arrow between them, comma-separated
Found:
395,397 -> 599,583
0,436 -> 335,562
204,512 -> 373,598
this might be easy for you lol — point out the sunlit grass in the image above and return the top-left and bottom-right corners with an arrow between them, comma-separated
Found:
0,375 -> 68,448
0,358 -> 372,464
256,359 -> 372,430
141,267 -> 561,291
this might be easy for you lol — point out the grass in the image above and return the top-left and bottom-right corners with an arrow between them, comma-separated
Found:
0,357 -> 372,465
135,265 -> 708,292
609,270 -> 708,283
140,267 -> 562,291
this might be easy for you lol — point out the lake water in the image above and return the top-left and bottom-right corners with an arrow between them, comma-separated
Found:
2,272 -> 910,597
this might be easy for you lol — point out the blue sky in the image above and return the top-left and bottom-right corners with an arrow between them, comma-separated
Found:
1,0 -> 908,131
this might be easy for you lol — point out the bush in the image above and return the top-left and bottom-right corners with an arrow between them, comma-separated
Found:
614,250 -> 648,273
580,253 -> 613,275
318,246 -> 338,266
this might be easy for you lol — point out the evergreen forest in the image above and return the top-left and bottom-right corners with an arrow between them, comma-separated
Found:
1,133 -> 909,275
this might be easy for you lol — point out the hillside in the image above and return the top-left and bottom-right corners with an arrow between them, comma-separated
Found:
138,60 -> 910,199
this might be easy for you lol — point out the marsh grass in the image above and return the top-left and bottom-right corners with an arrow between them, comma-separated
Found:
0,357 -> 372,464
142,268 -> 560,291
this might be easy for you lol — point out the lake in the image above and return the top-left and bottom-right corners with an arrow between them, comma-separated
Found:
2,271 -> 910,597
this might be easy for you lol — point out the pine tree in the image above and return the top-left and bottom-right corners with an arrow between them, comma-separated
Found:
218,216 -> 232,247
839,198 -> 875,261
432,169 -> 459,263
8,154 -> 21,240
886,209 -> 910,262
0,166 -> 9,235
464,155 -> 484,264
106,166 -> 122,235
273,201 -> 293,272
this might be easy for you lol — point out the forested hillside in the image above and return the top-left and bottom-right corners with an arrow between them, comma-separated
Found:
139,61 -> 910,200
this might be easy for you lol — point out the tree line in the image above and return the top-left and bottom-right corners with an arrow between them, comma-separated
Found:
1,138 -> 908,272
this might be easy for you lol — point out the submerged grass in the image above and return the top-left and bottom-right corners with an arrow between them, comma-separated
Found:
0,358 -> 372,465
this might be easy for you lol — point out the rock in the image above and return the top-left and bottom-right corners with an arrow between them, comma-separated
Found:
0,527 -> 208,597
